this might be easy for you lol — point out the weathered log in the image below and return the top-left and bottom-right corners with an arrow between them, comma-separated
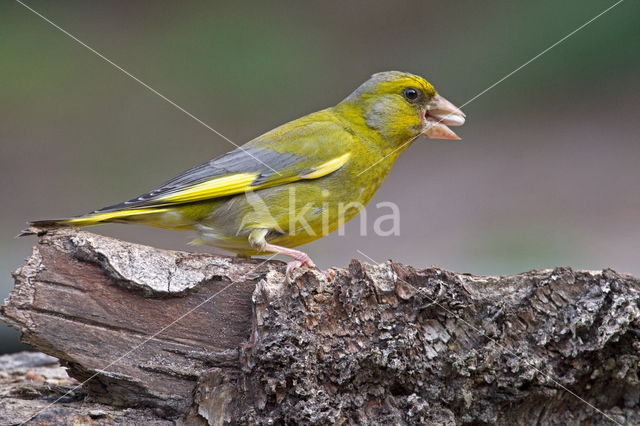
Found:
0,351 -> 174,425
1,229 -> 639,425
2,229 -> 267,421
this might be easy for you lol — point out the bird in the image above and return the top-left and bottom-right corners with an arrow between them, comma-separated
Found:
22,71 -> 465,276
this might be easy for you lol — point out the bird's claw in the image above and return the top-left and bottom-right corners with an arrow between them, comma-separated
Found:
285,253 -> 316,278
284,257 -> 336,282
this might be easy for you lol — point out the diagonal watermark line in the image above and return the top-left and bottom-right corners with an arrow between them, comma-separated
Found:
18,253 -> 279,425
457,0 -> 625,110
357,0 -> 626,178
15,0 -> 281,176
356,249 -> 622,425
356,136 -> 417,177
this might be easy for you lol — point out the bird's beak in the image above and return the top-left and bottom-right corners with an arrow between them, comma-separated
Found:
423,94 -> 466,140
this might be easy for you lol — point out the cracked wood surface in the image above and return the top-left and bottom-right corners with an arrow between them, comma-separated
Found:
2,229 -> 271,418
2,229 -> 639,425
0,351 -> 175,425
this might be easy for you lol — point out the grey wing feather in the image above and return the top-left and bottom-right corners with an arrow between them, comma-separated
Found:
92,146 -> 302,213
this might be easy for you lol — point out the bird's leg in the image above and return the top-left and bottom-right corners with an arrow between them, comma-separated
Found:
248,228 -> 316,278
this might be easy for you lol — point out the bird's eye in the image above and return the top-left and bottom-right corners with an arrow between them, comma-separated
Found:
403,87 -> 419,101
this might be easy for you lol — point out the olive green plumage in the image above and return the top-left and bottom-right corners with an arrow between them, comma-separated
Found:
25,71 -> 465,269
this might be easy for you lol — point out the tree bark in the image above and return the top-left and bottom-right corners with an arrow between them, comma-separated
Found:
1,229 -> 639,425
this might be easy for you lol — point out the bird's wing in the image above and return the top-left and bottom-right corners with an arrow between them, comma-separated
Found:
93,119 -> 353,213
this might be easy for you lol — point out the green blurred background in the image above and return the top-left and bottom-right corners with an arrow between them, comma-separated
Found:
1,0 -> 638,353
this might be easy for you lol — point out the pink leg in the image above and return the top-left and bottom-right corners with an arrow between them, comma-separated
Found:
263,243 -> 316,277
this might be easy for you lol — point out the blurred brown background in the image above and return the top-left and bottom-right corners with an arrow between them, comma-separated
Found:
1,0 -> 638,353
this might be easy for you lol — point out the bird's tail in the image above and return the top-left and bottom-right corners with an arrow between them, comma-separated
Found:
18,207 -> 168,237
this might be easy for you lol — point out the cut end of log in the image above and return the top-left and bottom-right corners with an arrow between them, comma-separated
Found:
2,229 -> 639,425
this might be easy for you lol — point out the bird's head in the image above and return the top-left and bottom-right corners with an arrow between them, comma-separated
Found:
337,71 -> 465,147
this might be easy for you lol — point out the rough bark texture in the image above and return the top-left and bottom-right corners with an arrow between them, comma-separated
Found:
1,229 -> 639,425
0,351 -> 173,425
2,229 -> 266,422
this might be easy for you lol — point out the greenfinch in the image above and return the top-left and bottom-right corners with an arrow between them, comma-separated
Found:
23,71 -> 465,275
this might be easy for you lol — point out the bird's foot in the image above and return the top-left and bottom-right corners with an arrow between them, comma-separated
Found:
260,242 -> 328,280
286,258 -> 336,281
285,253 -> 316,278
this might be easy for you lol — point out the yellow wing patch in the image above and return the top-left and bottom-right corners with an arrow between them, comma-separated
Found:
149,153 -> 350,205
66,207 -> 170,226
158,173 -> 259,203
300,152 -> 351,180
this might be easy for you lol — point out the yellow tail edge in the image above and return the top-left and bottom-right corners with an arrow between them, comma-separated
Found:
18,208 -> 168,237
